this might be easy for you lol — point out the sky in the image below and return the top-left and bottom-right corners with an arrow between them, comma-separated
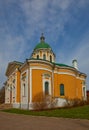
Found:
0,0 -> 89,89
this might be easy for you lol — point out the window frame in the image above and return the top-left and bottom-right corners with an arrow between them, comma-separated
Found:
50,55 -> 52,62
43,54 -> 46,60
60,84 -> 64,96
23,83 -> 26,96
37,55 -> 39,59
45,81 -> 49,95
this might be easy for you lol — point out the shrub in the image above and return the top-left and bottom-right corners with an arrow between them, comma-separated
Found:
64,97 -> 88,107
0,86 -> 5,104
32,93 -> 57,110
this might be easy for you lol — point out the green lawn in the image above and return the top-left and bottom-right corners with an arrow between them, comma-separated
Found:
2,105 -> 89,120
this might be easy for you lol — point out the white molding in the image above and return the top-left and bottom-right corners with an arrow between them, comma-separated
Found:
52,69 -> 54,96
30,67 -> 76,78
21,71 -> 26,103
28,59 -> 53,66
30,66 -> 52,72
42,75 -> 51,95
82,85 -> 87,100
21,70 -> 27,76
15,70 -> 17,103
30,68 -> 32,103
30,67 -> 85,82
76,77 -> 85,80
54,71 -> 85,80
5,85 -> 10,104
54,71 -> 76,77
21,70 -> 28,104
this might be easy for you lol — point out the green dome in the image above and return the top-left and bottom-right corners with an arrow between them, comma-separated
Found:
34,42 -> 51,50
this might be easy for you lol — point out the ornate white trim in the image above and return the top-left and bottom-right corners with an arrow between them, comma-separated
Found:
52,69 -> 54,96
42,75 -> 51,95
76,77 -> 85,80
30,66 -> 52,72
15,69 -> 17,103
30,67 -> 85,82
82,85 -> 87,100
28,59 -> 53,66
54,71 -> 85,80
30,67 -> 76,78
21,70 -> 28,104
30,68 -> 32,103
54,71 -> 76,77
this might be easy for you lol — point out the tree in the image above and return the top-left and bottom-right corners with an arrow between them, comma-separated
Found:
32,92 -> 57,110
0,86 -> 5,104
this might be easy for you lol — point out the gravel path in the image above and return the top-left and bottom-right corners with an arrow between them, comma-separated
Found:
0,111 -> 89,130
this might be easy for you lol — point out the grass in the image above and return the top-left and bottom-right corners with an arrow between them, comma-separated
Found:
2,105 -> 89,120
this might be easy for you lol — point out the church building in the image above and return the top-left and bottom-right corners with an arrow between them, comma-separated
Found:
5,34 -> 87,109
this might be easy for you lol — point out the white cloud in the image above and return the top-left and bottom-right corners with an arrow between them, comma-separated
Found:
60,30 -> 89,89
0,33 -> 29,87
0,0 -> 89,89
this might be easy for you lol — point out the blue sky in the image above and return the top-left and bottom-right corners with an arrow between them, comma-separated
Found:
0,0 -> 89,89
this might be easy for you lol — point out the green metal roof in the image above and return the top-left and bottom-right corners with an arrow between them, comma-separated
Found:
34,42 -> 51,50
29,58 -> 73,68
53,62 -> 74,68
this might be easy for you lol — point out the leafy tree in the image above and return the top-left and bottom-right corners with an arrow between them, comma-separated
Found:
0,86 -> 5,104
32,92 -> 57,110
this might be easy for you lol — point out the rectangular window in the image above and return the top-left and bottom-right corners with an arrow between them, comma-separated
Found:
23,84 -> 26,96
45,82 -> 49,95
83,87 -> 85,98
60,84 -> 64,96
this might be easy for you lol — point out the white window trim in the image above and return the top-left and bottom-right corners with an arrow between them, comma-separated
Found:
42,76 -> 51,95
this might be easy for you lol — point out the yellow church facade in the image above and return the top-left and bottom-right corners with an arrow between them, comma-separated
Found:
5,34 -> 87,109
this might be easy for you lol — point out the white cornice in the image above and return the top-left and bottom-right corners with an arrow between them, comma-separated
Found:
30,66 -> 52,72
54,71 -> 76,77
28,59 -> 53,67
19,59 -> 86,78
30,67 -> 86,80
76,77 -> 85,80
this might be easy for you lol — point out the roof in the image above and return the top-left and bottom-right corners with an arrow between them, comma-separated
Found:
34,34 -> 53,51
34,42 -> 52,50
5,61 -> 23,76
53,62 -> 74,68
29,58 -> 73,68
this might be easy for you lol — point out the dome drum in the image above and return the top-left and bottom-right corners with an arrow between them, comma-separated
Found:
31,34 -> 55,62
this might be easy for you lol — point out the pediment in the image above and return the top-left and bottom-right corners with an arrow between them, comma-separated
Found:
5,61 -> 23,76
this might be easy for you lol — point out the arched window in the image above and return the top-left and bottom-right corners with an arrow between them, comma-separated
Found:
60,84 -> 64,96
23,83 -> 26,96
45,82 -> 49,95
50,55 -> 52,62
43,54 -> 46,60
83,87 -> 85,99
37,55 -> 39,59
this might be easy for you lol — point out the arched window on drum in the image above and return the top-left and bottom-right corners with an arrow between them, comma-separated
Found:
50,55 -> 52,62
37,55 -> 39,59
43,54 -> 46,60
